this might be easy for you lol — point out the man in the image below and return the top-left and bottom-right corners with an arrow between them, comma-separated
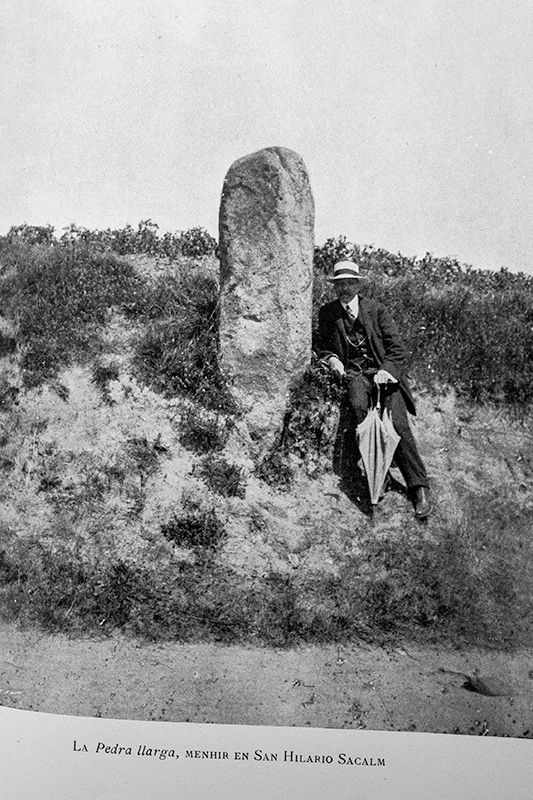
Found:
318,260 -> 431,518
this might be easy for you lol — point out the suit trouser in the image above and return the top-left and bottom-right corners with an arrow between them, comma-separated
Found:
346,373 -> 429,490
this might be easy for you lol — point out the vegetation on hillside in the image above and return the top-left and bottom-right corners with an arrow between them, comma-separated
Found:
0,224 -> 229,408
2,223 -> 532,408
314,235 -> 533,408
5,220 -> 217,259
0,222 -> 532,650
132,267 -> 236,413
0,478 -> 530,648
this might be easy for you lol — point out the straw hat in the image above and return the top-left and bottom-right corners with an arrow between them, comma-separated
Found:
326,260 -> 367,282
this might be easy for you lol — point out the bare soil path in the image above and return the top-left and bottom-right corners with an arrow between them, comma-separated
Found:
1,623 -> 532,739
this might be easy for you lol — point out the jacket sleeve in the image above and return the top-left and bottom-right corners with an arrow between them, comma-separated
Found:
376,304 -> 406,381
317,304 -> 342,364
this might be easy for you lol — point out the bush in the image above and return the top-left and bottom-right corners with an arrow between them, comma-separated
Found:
161,506 -> 226,553
0,533 -> 249,641
0,240 -> 146,387
176,227 -> 217,258
179,407 -> 232,454
314,236 -> 358,274
255,450 -> 295,490
314,237 -> 413,278
362,271 -> 533,407
282,359 -> 342,459
58,221 -> 217,260
256,359 -> 342,487
195,456 -> 246,498
2,220 -> 218,261
6,223 -> 56,246
134,268 -> 236,412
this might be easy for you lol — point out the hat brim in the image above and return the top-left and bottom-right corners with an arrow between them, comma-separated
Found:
327,273 -> 367,282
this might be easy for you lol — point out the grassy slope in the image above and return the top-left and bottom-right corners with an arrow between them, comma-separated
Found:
0,246 -> 532,650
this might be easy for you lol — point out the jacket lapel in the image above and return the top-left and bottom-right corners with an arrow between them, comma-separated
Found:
331,299 -> 348,361
357,295 -> 368,329
333,298 -> 346,332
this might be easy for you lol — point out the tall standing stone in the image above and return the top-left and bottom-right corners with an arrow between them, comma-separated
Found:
218,146 -> 314,447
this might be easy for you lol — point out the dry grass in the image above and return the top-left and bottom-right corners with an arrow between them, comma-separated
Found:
0,239 -> 532,649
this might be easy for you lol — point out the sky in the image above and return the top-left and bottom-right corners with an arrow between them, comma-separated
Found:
1,0 -> 533,273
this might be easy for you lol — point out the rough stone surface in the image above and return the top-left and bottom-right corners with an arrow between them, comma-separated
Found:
218,146 -> 314,448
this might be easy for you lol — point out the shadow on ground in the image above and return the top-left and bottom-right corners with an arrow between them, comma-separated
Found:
332,402 -> 409,517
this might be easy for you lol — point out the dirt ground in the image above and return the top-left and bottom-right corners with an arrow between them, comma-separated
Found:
1,622 -> 532,739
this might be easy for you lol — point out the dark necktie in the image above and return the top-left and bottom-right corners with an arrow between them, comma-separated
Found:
345,305 -> 356,323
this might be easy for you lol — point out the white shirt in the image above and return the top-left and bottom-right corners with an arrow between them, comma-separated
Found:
342,296 -> 359,318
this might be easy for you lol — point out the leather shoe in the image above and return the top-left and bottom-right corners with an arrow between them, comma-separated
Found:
413,487 -> 432,518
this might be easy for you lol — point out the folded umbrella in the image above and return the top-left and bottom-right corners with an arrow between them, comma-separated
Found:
356,393 -> 401,505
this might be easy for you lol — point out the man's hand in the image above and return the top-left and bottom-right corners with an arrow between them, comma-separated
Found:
328,356 -> 345,379
374,369 -> 398,385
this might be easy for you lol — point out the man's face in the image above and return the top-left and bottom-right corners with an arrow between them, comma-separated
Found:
334,278 -> 360,304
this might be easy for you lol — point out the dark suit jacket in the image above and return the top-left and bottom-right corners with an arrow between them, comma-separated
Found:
318,296 -> 416,415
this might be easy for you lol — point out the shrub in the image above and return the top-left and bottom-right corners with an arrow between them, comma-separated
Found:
176,227 -> 217,258
57,221 -> 217,260
161,506 -> 226,553
195,456 -> 246,498
256,358 -> 342,487
179,407 -> 231,454
314,235 -> 358,274
282,359 -> 342,459
314,237 -> 413,279
6,223 -> 56,246
125,435 -> 164,490
134,320 -> 235,412
57,220 -> 159,256
255,450 -> 295,490
0,531 -> 254,640
133,268 -> 236,412
0,240 -> 147,387
362,270 -> 533,407
2,220 -> 219,262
